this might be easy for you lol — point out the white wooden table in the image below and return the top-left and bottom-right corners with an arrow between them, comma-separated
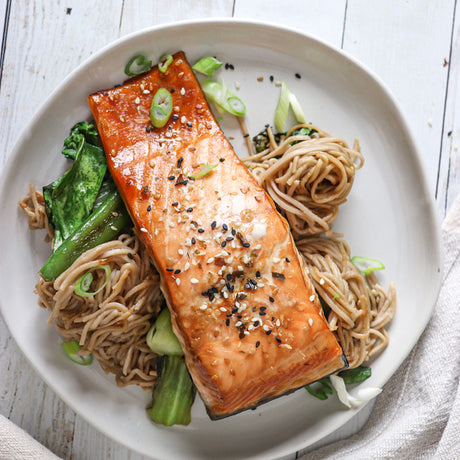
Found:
0,1 -> 458,458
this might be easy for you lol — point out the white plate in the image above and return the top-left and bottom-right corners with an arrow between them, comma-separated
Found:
0,19 -> 442,459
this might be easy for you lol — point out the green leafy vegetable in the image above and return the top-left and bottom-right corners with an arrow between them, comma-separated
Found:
74,265 -> 111,297
62,340 -> 93,365
125,54 -> 152,77
252,126 -> 316,154
190,163 -> 218,179
40,183 -> 131,281
43,122 -> 107,250
150,88 -> 173,128
339,366 -> 372,385
351,256 -> 385,275
146,308 -> 184,356
192,56 -> 223,77
201,79 -> 246,116
305,377 -> 333,400
147,355 -> 196,426
158,53 -> 173,73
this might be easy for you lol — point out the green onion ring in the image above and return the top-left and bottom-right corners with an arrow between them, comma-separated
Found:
150,88 -> 173,128
158,54 -> 173,73
62,340 -> 93,365
74,264 -> 111,297
125,54 -> 152,77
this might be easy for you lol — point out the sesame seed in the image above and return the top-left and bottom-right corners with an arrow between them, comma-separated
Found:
200,304 -> 208,310
177,157 -> 184,168
256,341 -> 260,348
168,175 -> 176,180
243,242 -> 250,248
198,228 -> 205,233
221,241 -> 227,248
226,318 -> 230,326
190,278 -> 199,284
308,318 -> 313,326
276,337 -> 282,343
143,89 -> 150,94
295,73 -> 301,79
235,321 -> 243,327
186,207 -> 193,212
186,122 -> 192,128
181,116 -> 187,124
178,249 -> 184,255
176,278 -> 181,286
207,257 -> 215,264
211,221 -> 217,229
222,223 -> 228,231
172,114 -> 179,120
140,228 -> 148,233
266,330 -> 272,335
319,278 -> 325,285
285,257 -> 290,263
280,343 -> 292,350
134,97 -> 140,104
180,87 -> 186,95
191,237 -> 196,244
184,262 -> 190,271
269,296 -> 274,303
166,268 -> 173,272
147,205 -> 152,212
309,295 -> 315,302
220,307 -> 227,312
110,225 -> 117,231
172,202 -> 179,207
276,319 -> 281,327
174,269 -> 181,274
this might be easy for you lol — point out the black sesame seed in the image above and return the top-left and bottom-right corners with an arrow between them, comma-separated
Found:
259,311 -> 266,316
186,122 -> 192,128
237,314 -> 242,319
172,114 -> 179,120
209,293 -> 215,301
219,158 -> 225,162
211,287 -> 218,293
254,320 -> 260,327
225,63 -> 229,69
226,313 -> 232,317
243,133 -> 249,138
229,64 -> 234,70
269,75 -> 274,82
127,253 -> 134,260
221,241 -> 227,247
226,274 -> 232,281
226,282 -> 232,291
238,293 -> 247,300
226,236 -> 234,241
174,269 -> 181,274
147,205 -> 152,212
198,228 -> 205,233
269,296 -> 274,303
168,175 -> 175,180
295,73 -> 301,79
256,340 -> 260,348
170,88 -> 175,93
211,221 -> 217,229
231,228 -> 236,236
172,202 -> 179,206
239,331 -> 245,339
145,126 -> 151,133
191,221 -> 198,226
166,268 -> 174,272
285,257 -> 290,263
276,337 -> 282,343
256,270 -> 261,278
232,307 -> 238,313
222,223 -> 228,231
226,318 -> 230,326
272,272 -> 286,280
177,157 -> 184,168
191,237 -> 196,244
186,207 -> 193,212
243,242 -> 250,248
260,306 -> 266,311
266,330 -> 272,335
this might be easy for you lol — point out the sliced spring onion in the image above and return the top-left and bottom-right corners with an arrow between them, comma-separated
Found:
125,54 -> 152,77
330,375 -> 382,408
305,377 -> 333,400
351,256 -> 385,275
150,88 -> 173,128
74,265 -> 111,297
201,80 -> 246,117
289,92 -> 307,124
192,56 -> 223,77
338,366 -> 372,385
62,340 -> 93,366
274,81 -> 290,132
158,53 -> 173,73
190,163 -> 218,179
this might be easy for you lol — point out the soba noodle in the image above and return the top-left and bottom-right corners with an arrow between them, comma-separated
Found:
20,121 -> 395,391
243,123 -> 396,368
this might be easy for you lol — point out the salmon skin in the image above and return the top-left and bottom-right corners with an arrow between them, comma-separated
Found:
88,51 -> 347,419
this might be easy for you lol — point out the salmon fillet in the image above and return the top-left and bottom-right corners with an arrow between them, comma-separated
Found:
88,51 -> 347,419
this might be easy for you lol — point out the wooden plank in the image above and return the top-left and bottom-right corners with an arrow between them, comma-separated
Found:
233,0 -> 346,47
342,0 -> 455,196
436,2 -> 459,217
119,0 -> 234,36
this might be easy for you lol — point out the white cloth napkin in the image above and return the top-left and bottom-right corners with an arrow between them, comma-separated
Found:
305,194 -> 460,460
0,414 -> 60,459
1,196 -> 459,459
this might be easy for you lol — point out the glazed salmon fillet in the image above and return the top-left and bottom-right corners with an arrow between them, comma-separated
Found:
88,52 -> 347,419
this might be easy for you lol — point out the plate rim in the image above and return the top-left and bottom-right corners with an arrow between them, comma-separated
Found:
0,17 -> 443,459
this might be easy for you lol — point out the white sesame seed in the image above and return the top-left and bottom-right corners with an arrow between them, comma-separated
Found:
134,97 -> 140,104
254,244 -> 262,250
235,321 -> 243,327
184,262 -> 190,271
178,249 -> 184,255
235,301 -> 240,308
309,295 -> 315,302
207,257 -> 215,264
263,325 -> 269,331
165,131 -> 173,138
110,225 -> 117,231
319,278 -> 325,285
220,307 -> 227,312
235,81 -> 240,90
280,343 -> 292,350
180,87 -> 186,95
273,257 -> 281,263
143,89 -> 150,94
190,278 -> 199,284
308,318 -> 313,326
140,84 -> 145,90
244,331 -> 250,335
248,325 -> 254,331
176,278 -> 181,286
238,265 -> 244,271
181,116 -> 187,124
258,283 -> 265,288
275,81 -> 282,86
276,319 -> 281,327
140,228 -> 148,233
223,291 -> 229,299
200,304 -> 207,310
169,222 -> 175,228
